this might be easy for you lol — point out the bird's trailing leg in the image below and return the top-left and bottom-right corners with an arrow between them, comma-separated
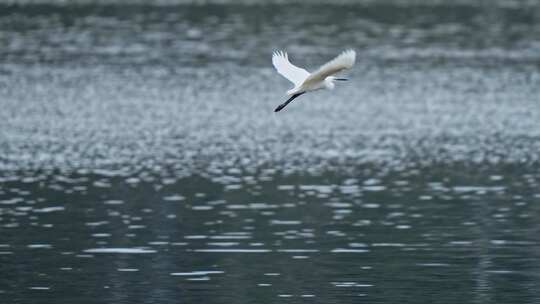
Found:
274,92 -> 305,112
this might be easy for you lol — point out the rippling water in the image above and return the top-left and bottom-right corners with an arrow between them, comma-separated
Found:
1,1 -> 540,303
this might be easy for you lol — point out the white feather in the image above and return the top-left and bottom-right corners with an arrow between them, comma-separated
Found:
272,51 -> 310,87
271,49 -> 356,112
302,49 -> 356,86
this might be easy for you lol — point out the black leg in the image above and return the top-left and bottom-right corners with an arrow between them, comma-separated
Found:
274,92 -> 305,112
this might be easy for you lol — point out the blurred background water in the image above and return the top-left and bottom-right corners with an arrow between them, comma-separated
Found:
1,1 -> 540,303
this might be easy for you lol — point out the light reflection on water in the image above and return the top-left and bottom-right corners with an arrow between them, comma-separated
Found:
1,2 -> 540,172
1,1 -> 540,303
1,167 -> 540,303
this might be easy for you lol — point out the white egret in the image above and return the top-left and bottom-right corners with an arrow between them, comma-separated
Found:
272,49 -> 356,112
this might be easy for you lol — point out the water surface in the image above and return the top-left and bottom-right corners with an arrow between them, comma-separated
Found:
1,1 -> 540,303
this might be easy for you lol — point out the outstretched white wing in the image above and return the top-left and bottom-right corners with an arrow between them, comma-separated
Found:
272,51 -> 310,86
303,50 -> 356,84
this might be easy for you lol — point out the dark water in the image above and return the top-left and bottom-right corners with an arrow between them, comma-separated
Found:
1,1 -> 540,303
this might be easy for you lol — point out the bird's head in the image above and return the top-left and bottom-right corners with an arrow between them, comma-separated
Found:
328,76 -> 349,82
325,76 -> 348,89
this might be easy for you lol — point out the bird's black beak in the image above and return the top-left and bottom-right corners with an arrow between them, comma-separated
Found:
335,78 -> 348,81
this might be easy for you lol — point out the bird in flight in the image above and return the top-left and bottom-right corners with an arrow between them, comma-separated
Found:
272,49 -> 356,112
